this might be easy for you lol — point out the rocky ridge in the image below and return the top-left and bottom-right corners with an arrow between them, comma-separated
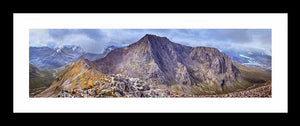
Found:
56,74 -> 171,98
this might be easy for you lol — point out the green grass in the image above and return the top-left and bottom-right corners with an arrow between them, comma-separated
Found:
29,64 -> 55,90
29,63 -> 75,97
219,62 -> 272,94
172,84 -> 181,92
234,62 -> 271,83
29,86 -> 49,97
191,85 -> 204,94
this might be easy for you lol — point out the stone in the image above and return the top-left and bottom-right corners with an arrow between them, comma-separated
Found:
115,92 -> 122,97
143,85 -> 150,90
137,86 -> 144,91
101,89 -> 112,94
134,92 -> 141,97
83,94 -> 88,98
134,83 -> 142,87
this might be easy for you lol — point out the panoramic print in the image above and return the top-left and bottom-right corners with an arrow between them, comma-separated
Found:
29,29 -> 271,98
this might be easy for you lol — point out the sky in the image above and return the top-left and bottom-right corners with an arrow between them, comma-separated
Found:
29,29 -> 271,54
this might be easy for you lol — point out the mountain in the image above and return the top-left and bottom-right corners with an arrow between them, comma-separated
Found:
29,45 -> 117,69
29,47 -> 55,68
35,58 -> 172,98
79,45 -> 120,61
102,45 -> 120,56
34,58 -> 104,97
29,63 -> 73,97
29,63 -> 55,97
35,34 -> 271,97
95,34 -> 241,91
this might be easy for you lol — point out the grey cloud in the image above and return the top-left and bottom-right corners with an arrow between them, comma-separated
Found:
30,29 -> 272,54
204,29 -> 253,43
253,29 -> 272,44
48,29 -> 106,41
77,29 -> 107,41
48,29 -> 76,40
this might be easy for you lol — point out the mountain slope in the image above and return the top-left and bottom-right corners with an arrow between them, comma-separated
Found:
95,34 -> 242,92
34,58 -> 104,97
232,61 -> 271,83
29,64 -> 55,97
29,63 -> 73,97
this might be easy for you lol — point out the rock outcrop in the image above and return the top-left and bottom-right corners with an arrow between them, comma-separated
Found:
55,74 -> 171,98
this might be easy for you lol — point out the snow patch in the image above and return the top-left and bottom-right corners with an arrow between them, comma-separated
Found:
239,54 -> 252,60
56,48 -> 61,53
72,46 -> 81,51
239,54 -> 259,66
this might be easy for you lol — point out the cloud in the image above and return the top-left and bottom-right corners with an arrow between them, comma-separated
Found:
248,29 -> 272,45
29,29 -> 272,54
30,29 -> 109,54
77,29 -> 107,41
29,29 -> 54,46
48,29 -> 73,40
200,29 -> 252,43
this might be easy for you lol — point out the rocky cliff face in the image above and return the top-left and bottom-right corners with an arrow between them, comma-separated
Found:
95,34 -> 241,91
187,47 -> 241,89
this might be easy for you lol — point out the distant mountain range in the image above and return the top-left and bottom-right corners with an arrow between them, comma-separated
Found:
35,34 -> 271,97
29,45 -> 119,69
222,48 -> 271,71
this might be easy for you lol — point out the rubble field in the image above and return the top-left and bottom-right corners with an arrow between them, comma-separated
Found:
56,74 -> 271,98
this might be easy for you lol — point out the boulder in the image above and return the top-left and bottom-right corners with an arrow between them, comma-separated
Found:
137,86 -> 144,91
101,89 -> 112,94
83,94 -> 88,98
134,92 -> 141,97
115,92 -> 122,97
143,85 -> 150,90
134,83 -> 142,87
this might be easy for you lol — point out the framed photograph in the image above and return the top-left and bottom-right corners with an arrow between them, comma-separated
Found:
13,13 -> 287,113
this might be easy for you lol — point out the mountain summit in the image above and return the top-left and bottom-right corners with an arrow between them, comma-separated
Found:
95,34 -> 241,91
